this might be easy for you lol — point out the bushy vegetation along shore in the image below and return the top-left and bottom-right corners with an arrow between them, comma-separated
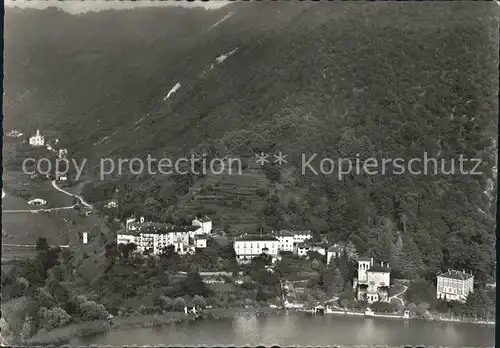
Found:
24,308 -> 284,346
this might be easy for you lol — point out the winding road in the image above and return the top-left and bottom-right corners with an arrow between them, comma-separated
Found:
388,285 -> 408,307
2,181 -> 92,214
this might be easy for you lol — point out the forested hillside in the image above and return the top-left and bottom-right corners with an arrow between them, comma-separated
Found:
4,2 -> 498,283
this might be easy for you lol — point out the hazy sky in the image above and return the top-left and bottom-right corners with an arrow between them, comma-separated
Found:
5,0 -> 230,14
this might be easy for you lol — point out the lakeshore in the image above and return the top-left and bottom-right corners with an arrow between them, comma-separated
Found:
24,307 -> 282,346
22,306 -> 494,346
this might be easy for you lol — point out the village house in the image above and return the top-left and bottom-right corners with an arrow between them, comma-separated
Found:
27,198 -> 47,206
292,230 -> 313,244
436,269 -> 474,302
6,130 -> 23,138
194,234 -> 208,248
355,257 -> 391,303
234,234 -> 279,264
294,242 -> 325,258
58,148 -> 68,159
105,200 -> 118,209
273,229 -> 313,253
275,230 -> 295,252
117,220 -> 198,255
29,129 -> 45,146
192,216 -> 212,234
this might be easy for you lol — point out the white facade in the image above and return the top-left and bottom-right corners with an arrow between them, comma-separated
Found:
192,217 -> 212,234
294,243 -> 325,257
27,198 -> 47,206
195,235 -> 208,248
117,230 -> 190,255
58,148 -> 68,159
6,130 -> 23,138
276,234 -> 294,252
83,232 -> 88,244
234,236 -> 279,263
29,130 -> 45,146
293,231 -> 312,244
357,258 -> 391,303
436,270 -> 474,302
105,200 -> 118,208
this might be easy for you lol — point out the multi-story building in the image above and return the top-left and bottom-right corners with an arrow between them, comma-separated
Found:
293,230 -> 313,244
195,234 -> 208,248
294,243 -> 325,258
275,230 -> 295,252
436,270 -> 474,302
29,129 -> 45,146
234,235 -> 279,263
355,257 -> 391,303
118,222 -> 195,255
58,148 -> 68,159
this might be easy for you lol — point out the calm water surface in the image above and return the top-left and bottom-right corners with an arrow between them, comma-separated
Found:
71,313 -> 495,347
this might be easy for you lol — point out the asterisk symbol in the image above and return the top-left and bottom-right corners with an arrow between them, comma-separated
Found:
274,152 -> 288,165
255,152 -> 269,165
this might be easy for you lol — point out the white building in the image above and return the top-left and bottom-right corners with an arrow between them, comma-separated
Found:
234,235 -> 279,264
356,257 -> 391,303
58,148 -> 68,159
6,130 -> 23,138
83,232 -> 88,244
29,129 -> 45,146
117,223 -> 192,255
436,270 -> 474,302
295,243 -> 325,258
192,217 -> 212,234
275,230 -> 295,252
293,230 -> 313,244
195,234 -> 208,248
105,200 -> 118,209
27,198 -> 47,206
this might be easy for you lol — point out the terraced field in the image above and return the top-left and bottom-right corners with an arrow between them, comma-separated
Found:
177,158 -> 269,232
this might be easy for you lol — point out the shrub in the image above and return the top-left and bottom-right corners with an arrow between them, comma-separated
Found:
39,306 -> 71,330
173,297 -> 186,312
80,301 -> 110,321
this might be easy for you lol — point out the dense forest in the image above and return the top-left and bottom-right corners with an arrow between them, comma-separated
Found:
4,2 -> 498,284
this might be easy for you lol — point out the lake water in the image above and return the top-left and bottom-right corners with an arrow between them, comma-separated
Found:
71,313 -> 495,347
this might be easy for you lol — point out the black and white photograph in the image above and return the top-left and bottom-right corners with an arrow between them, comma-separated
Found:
1,1 -> 498,347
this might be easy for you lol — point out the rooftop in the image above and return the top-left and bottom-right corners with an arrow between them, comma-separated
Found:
438,270 -> 474,280
235,234 -> 278,241
194,216 -> 212,223
275,230 -> 294,237
358,256 -> 371,262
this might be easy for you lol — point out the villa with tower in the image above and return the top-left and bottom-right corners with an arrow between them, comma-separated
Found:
354,256 -> 391,303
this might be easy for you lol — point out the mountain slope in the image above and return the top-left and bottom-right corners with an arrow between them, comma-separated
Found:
4,2 -> 498,282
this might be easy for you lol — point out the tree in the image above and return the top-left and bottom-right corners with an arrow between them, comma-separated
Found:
193,295 -> 206,309
39,306 -> 71,330
80,301 -> 110,320
182,271 -> 209,297
173,297 -> 186,312
34,287 -> 55,309
159,296 -> 173,311
322,266 -> 344,295
118,243 -> 137,258
36,237 -> 49,252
